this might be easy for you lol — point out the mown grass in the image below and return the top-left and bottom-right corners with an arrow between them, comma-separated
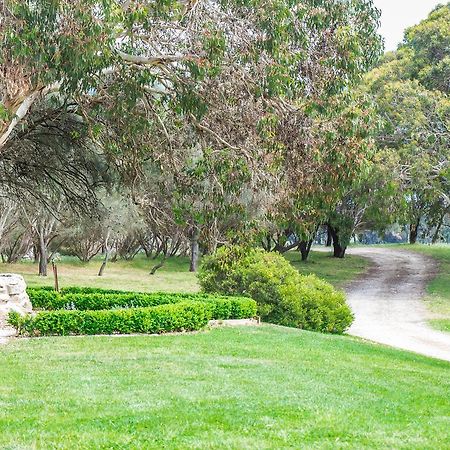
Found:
0,249 -> 370,292
285,249 -> 370,288
402,244 -> 450,332
0,255 -> 199,293
0,325 -> 448,449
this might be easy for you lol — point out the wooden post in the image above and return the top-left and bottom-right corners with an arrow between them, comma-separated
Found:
52,261 -> 59,292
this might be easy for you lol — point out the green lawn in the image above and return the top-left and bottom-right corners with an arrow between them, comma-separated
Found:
285,249 -> 370,288
0,249 -> 369,292
0,325 -> 448,449
0,255 -> 199,293
402,244 -> 450,332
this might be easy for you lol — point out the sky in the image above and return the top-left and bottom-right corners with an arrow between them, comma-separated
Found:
373,0 -> 444,51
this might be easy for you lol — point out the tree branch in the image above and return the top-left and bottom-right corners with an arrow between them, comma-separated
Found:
116,50 -> 200,66
0,82 -> 61,150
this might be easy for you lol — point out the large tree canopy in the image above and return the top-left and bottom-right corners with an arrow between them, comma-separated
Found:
1,0 -> 382,149
0,0 -> 385,268
354,3 -> 450,245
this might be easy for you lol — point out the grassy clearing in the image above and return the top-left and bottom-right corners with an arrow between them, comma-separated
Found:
0,255 -> 199,293
0,249 -> 369,293
0,325 -> 448,449
285,249 -> 370,288
402,244 -> 450,332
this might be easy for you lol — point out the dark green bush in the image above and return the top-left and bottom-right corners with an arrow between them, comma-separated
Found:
9,302 -> 213,336
198,245 -> 353,334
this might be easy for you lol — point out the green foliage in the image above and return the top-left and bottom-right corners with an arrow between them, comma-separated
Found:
9,302 -> 212,336
26,286 -> 256,324
27,288 -> 61,310
15,285 -> 257,336
198,245 -> 353,333
298,275 -> 354,334
361,4 -> 450,240
26,287 -> 256,320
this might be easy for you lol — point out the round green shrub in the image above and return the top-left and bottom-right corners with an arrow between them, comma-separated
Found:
198,245 -> 353,334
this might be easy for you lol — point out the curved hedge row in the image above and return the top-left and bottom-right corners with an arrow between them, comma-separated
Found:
13,287 -> 257,336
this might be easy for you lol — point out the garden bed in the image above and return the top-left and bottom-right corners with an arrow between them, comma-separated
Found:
8,287 -> 257,336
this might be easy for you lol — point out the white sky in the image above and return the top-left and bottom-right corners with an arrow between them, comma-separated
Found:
373,0 -> 444,51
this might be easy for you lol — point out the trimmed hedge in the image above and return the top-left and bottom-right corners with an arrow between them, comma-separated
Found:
26,288 -> 256,319
17,287 -> 257,336
61,286 -> 133,295
9,302 -> 212,336
27,288 -> 62,310
27,287 -> 134,309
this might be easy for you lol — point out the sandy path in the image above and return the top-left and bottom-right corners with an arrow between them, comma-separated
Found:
344,247 -> 450,362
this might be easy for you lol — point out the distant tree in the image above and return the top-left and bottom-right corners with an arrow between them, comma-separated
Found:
358,3 -> 450,244
364,77 -> 449,244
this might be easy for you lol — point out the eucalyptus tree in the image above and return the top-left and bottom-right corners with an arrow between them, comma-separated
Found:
361,4 -> 450,243
1,0 -> 381,149
1,0 -> 383,267
99,0 -> 382,269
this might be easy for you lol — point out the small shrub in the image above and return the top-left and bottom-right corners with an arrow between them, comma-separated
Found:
198,245 -> 353,334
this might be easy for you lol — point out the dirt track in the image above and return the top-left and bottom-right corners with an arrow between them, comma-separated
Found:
344,247 -> 450,362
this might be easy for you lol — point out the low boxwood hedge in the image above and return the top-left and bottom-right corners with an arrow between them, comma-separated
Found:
16,287 -> 257,336
26,288 -> 255,318
9,302 -> 212,336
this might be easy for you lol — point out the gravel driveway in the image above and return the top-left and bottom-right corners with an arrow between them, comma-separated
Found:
345,247 -> 450,362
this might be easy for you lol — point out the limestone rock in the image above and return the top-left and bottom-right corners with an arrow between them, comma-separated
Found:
0,274 -> 32,317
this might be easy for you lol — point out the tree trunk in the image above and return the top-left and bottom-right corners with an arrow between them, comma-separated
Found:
189,228 -> 200,272
431,210 -> 447,244
329,225 -> 347,258
326,226 -> 332,247
150,255 -> 166,275
38,235 -> 47,276
409,218 -> 420,244
298,239 -> 313,261
52,262 -> 59,292
98,251 -> 109,276
33,244 -> 39,263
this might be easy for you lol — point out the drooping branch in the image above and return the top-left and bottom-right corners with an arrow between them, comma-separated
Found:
0,82 -> 61,151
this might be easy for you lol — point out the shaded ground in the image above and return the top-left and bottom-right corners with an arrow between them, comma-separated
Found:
345,247 -> 450,362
